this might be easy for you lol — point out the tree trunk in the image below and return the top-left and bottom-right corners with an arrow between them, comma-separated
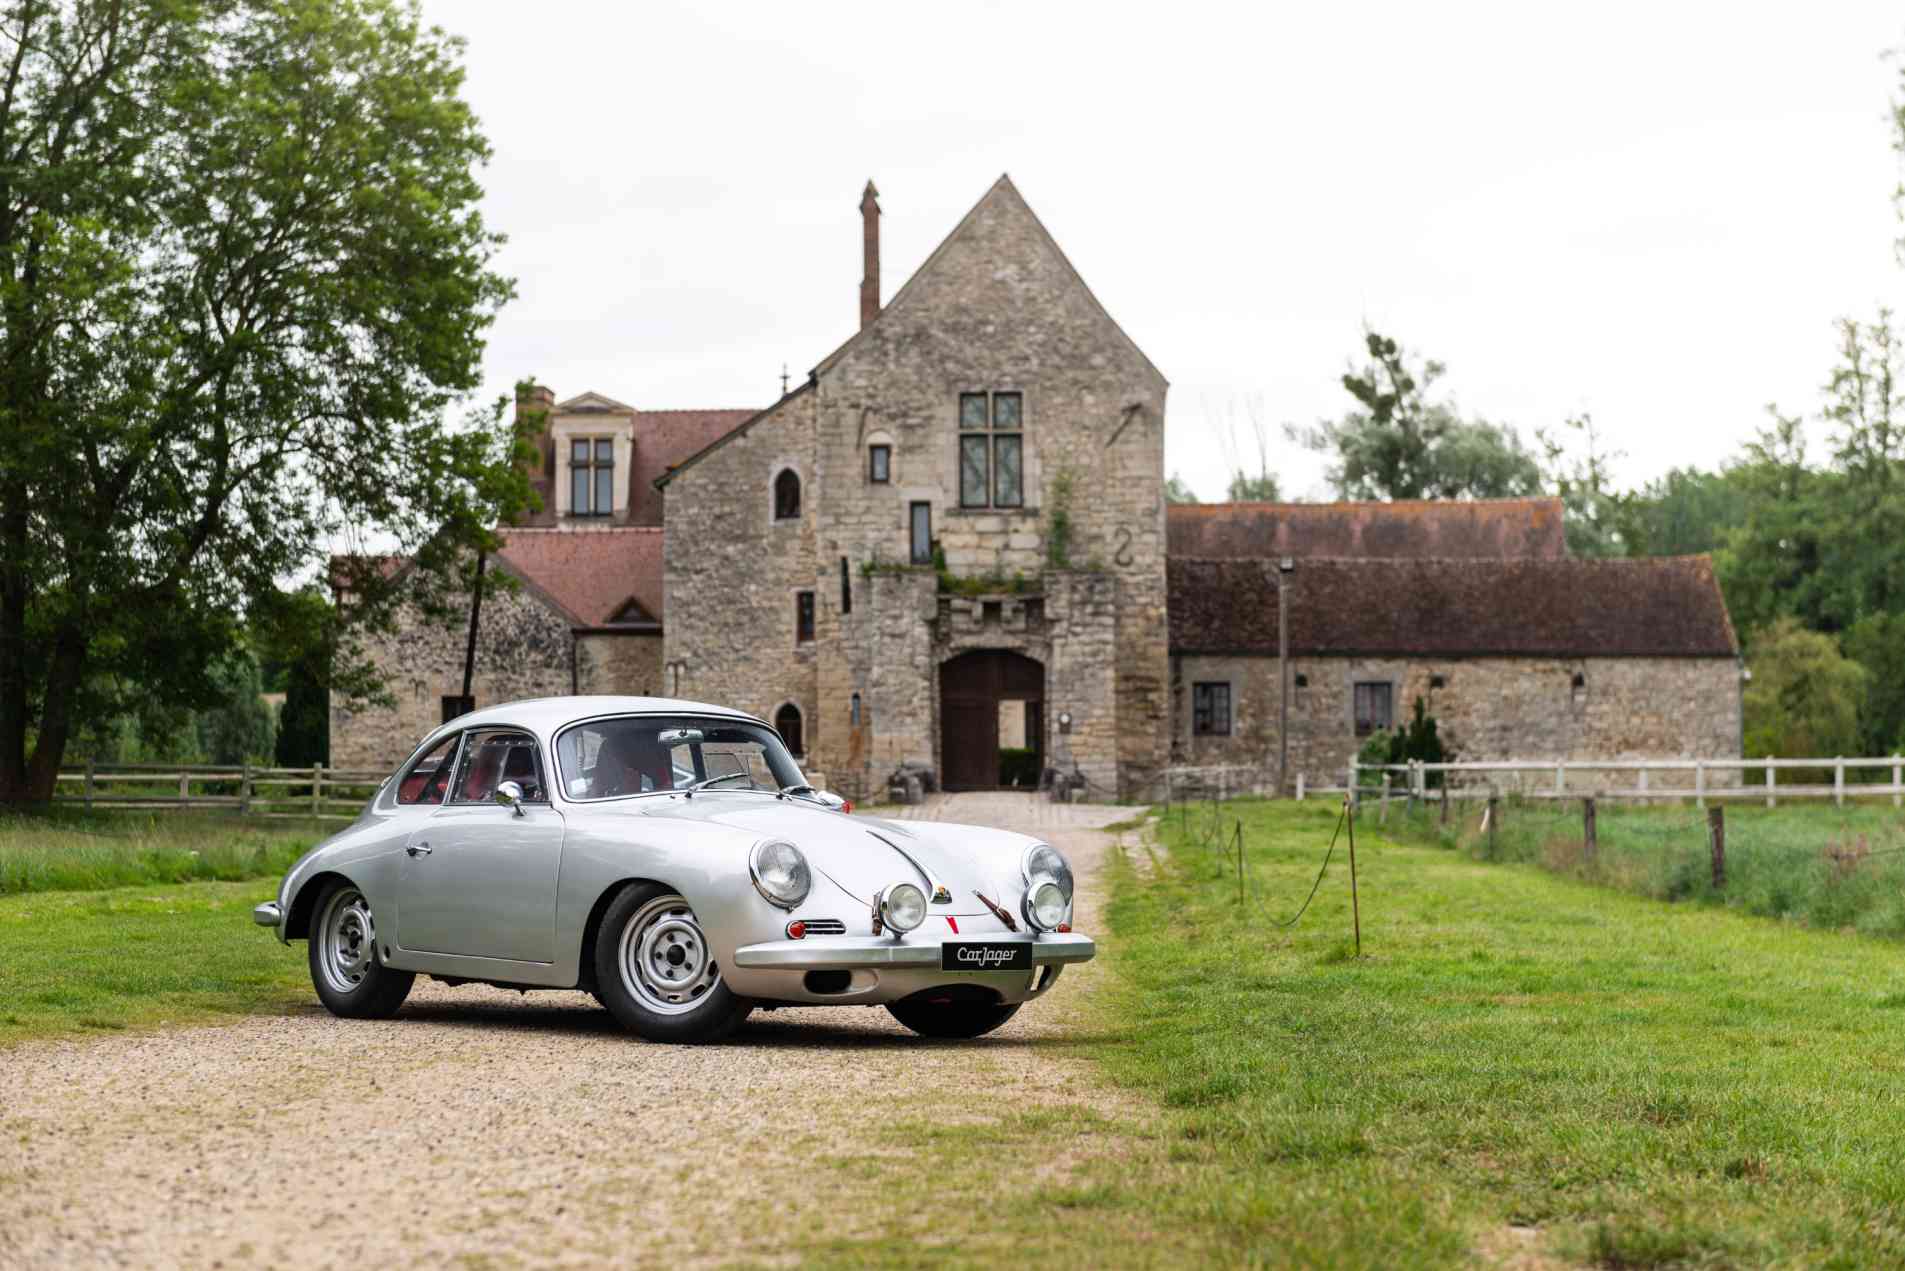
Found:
18,628 -> 86,806
0,495 -> 29,805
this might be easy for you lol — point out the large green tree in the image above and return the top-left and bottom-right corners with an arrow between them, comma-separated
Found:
1293,330 -> 1544,501
0,0 -> 528,806
1742,618 -> 1868,761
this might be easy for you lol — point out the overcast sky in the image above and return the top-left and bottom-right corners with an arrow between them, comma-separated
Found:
416,1 -> 1905,502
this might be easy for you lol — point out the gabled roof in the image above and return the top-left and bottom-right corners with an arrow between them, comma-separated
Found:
656,173 -> 1165,488
1167,555 -> 1739,659
812,173 -> 1166,386
1167,498 -> 1567,561
493,527 -> 665,628
555,391 -> 635,414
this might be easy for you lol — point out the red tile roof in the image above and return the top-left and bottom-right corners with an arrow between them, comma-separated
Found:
629,409 -> 755,524
495,527 -> 664,628
1167,555 -> 1738,658
1166,498 -> 1567,561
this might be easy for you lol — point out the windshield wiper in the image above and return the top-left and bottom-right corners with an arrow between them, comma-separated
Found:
681,772 -> 752,798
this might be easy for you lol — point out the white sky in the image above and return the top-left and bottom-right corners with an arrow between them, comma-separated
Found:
417,0 -> 1905,502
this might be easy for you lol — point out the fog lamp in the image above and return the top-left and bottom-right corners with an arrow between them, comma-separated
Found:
880,882 -> 927,933
1025,879 -> 1069,932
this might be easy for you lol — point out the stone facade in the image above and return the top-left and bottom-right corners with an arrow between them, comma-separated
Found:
1172,653 -> 1743,791
660,176 -> 1169,801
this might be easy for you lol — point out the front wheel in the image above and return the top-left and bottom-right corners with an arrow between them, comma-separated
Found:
307,880 -> 413,1019
887,993 -> 1021,1039
593,884 -> 752,1044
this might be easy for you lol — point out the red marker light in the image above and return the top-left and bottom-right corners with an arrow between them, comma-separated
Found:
785,920 -> 807,940
841,800 -> 854,814
1056,923 -> 1071,933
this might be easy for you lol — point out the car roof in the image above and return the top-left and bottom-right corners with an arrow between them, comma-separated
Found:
426,695 -> 767,746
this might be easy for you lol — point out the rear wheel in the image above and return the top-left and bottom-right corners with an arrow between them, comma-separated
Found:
307,880 -> 413,1019
887,991 -> 1021,1039
593,884 -> 752,1044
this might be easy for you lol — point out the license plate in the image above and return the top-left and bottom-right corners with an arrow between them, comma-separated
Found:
941,941 -> 1032,972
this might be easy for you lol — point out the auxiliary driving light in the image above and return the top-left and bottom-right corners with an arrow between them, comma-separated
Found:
1026,879 -> 1070,932
879,882 -> 927,933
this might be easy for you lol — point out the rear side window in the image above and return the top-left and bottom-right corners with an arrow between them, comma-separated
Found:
396,734 -> 461,805
450,730 -> 548,805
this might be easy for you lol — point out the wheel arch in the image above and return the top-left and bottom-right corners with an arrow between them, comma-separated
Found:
576,876 -> 666,993
285,870 -> 356,942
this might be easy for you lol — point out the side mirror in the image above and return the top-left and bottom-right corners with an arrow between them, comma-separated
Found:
493,780 -> 526,817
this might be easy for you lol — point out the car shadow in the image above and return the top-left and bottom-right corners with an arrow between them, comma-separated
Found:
382,993 -> 1121,1050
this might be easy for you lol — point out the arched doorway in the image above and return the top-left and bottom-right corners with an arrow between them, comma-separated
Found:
940,650 -> 1045,791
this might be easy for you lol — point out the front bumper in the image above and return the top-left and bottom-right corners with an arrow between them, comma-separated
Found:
731,930 -> 1095,969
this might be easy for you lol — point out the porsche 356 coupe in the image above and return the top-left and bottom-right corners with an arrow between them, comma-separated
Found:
253,696 -> 1093,1042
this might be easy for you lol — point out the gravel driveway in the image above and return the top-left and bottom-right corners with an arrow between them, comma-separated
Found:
0,795 -> 1137,1269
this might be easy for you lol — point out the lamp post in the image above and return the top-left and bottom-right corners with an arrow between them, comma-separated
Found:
1277,557 -> 1294,798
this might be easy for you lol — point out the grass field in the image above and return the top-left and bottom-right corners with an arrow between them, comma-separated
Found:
1088,799 -> 1905,1265
1374,794 -> 1905,939
0,809 -> 323,895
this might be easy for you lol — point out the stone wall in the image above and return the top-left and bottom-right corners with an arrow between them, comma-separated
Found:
330,574 -> 663,773
755,176 -> 1170,799
1170,653 -> 1744,792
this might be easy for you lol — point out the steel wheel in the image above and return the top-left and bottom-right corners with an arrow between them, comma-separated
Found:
617,893 -> 721,1016
316,886 -> 377,996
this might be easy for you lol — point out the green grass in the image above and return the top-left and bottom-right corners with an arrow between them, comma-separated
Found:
1085,799 -> 1905,1265
1377,795 -> 1905,939
0,809 -> 324,895
0,880 -> 309,1044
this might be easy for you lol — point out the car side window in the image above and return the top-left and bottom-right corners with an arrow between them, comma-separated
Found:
449,730 -> 547,805
396,734 -> 462,806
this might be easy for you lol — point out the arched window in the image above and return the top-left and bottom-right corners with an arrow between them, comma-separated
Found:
773,468 -> 801,521
774,703 -> 804,757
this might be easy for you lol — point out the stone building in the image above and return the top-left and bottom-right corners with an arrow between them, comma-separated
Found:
331,178 -> 1743,796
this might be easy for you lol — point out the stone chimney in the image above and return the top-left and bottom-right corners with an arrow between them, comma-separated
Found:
859,180 -> 881,330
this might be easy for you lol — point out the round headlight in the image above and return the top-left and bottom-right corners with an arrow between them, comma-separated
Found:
1021,843 -> 1073,902
880,882 -> 927,932
1026,879 -> 1069,931
749,839 -> 811,909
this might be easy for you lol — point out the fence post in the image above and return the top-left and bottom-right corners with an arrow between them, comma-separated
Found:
178,770 -> 189,807
1835,758 -> 1845,809
313,763 -> 324,818
1440,780 -> 1450,826
1894,754 -> 1901,811
1348,762 -> 1358,811
1555,762 -> 1564,798
1295,772 -> 1305,802
1766,759 -> 1776,809
84,756 -> 95,812
1380,771 -> 1391,824
1487,795 -> 1499,859
240,762 -> 252,815
1695,760 -> 1706,810
1709,805 -> 1725,890
1583,796 -> 1596,862
1637,767 -> 1649,805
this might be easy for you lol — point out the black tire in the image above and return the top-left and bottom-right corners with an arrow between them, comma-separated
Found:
306,879 -> 414,1019
886,994 -> 1022,1039
592,883 -> 752,1044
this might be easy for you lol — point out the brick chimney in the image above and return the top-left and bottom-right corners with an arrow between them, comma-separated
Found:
859,180 -> 881,330
512,382 -> 557,524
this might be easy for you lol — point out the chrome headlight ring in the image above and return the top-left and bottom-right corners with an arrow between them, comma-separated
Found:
749,838 -> 811,910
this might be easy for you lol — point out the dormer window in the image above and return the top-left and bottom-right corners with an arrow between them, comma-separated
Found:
570,438 -> 614,517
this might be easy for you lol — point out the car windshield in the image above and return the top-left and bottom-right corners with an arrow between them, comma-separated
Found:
555,715 -> 804,801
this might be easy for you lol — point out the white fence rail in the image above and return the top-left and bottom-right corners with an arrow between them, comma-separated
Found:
50,762 -> 386,820
1344,756 -> 1905,809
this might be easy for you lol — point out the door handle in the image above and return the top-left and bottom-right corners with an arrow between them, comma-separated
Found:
407,841 -> 432,857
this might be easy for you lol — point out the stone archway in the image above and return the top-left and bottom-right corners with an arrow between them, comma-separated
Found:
939,649 -> 1045,792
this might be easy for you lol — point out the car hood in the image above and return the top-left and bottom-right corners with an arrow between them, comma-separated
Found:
632,794 -> 1033,914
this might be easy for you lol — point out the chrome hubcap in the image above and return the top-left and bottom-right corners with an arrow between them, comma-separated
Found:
318,888 -> 376,995
618,895 -> 720,1016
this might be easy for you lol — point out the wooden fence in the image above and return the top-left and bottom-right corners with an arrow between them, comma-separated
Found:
1342,756 -> 1905,809
50,762 -> 387,820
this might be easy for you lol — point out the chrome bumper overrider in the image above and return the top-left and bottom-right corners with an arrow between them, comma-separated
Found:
731,931 -> 1095,969
253,901 -> 283,931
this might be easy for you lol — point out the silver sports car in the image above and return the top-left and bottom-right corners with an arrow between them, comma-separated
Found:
253,696 -> 1093,1042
